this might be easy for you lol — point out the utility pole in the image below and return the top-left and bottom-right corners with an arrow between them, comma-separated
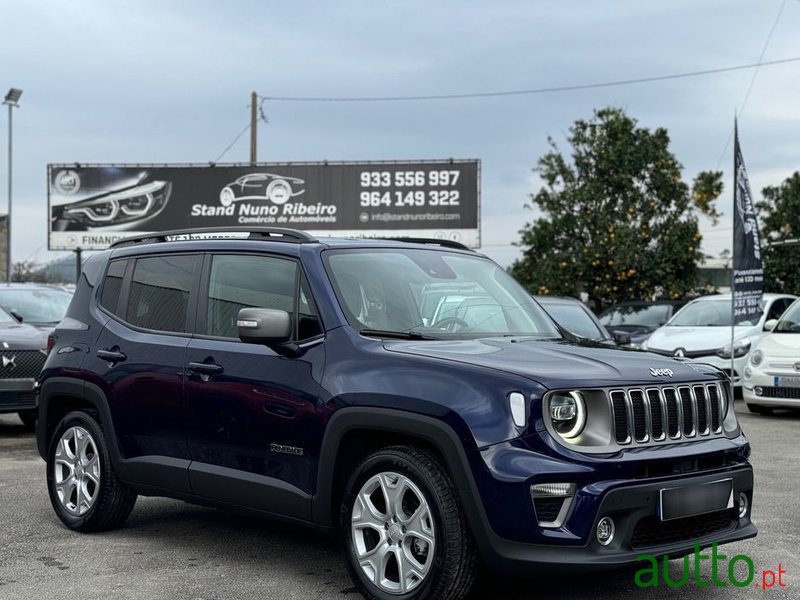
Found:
250,91 -> 257,165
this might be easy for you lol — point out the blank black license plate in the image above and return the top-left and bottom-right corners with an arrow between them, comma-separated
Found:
658,479 -> 733,521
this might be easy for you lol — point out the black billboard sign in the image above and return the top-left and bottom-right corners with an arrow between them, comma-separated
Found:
732,124 -> 764,324
48,160 -> 480,250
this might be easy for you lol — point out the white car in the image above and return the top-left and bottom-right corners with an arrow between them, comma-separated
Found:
641,293 -> 796,390
743,298 -> 800,414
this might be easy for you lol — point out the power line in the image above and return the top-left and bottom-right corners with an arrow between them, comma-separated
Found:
212,121 -> 251,163
258,56 -> 800,103
715,0 -> 788,169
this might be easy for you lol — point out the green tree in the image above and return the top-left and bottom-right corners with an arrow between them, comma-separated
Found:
757,172 -> 800,294
511,107 -> 722,312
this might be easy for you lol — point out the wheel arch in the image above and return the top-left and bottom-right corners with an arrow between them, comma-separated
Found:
37,378 -> 122,464
313,407 -> 495,557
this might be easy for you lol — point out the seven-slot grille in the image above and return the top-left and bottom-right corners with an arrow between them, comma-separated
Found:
0,350 -> 46,380
610,383 -> 725,445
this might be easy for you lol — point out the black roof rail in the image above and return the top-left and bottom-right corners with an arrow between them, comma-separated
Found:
382,237 -> 474,252
109,227 -> 318,248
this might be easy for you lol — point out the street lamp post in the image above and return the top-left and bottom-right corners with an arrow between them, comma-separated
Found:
3,88 -> 22,285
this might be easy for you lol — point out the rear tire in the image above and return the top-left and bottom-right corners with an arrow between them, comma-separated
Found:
746,404 -> 774,415
340,446 -> 477,600
46,410 -> 137,532
17,410 -> 36,431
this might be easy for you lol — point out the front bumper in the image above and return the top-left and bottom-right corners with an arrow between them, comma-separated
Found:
479,468 -> 755,573
743,370 -> 800,408
0,379 -> 37,412
468,435 -> 755,573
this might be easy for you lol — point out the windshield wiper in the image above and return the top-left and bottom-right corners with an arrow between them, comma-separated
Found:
359,329 -> 440,340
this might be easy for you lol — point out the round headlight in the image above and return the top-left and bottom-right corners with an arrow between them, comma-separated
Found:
549,391 -> 587,439
750,349 -> 763,367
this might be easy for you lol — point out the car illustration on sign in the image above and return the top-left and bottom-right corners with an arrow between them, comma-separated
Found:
219,173 -> 305,207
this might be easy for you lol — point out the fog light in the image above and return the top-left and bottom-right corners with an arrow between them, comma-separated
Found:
738,492 -> 749,518
596,516 -> 615,546
754,386 -> 763,396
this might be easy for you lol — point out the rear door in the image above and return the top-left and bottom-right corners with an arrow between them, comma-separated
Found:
185,252 -> 325,519
86,253 -> 199,491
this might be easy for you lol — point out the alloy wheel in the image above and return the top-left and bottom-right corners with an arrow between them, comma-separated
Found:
53,426 -> 101,516
351,471 -> 436,594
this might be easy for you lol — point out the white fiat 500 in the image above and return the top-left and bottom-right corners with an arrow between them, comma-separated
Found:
743,297 -> 800,414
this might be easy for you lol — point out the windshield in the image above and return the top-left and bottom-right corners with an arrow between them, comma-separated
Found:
325,249 -> 560,339
774,299 -> 800,333
668,298 -> 763,327
599,304 -> 670,328
540,302 -> 606,340
0,288 -> 73,324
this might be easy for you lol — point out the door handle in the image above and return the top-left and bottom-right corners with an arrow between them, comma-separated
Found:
187,361 -> 224,376
96,348 -> 127,364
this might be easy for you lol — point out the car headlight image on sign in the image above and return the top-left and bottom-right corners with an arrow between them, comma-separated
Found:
62,180 -> 172,226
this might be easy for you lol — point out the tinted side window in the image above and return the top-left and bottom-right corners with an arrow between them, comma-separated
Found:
206,255 -> 323,341
99,259 -> 127,315
207,254 -> 297,338
126,255 -> 196,332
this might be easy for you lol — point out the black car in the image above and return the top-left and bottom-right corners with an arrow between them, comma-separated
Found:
0,285 -> 72,428
535,295 -> 626,345
0,305 -> 49,428
598,300 -> 686,347
38,228 -> 755,600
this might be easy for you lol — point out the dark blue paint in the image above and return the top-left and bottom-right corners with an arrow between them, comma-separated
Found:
40,237 -> 755,567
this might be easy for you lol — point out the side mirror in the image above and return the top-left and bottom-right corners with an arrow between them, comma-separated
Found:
10,310 -> 23,323
764,319 -> 778,332
237,308 -> 291,345
613,330 -> 632,345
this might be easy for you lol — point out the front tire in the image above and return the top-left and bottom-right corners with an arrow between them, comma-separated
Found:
340,446 -> 477,600
46,410 -> 137,532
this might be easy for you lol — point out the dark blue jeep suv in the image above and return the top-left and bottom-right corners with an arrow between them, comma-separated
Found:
37,228 -> 756,600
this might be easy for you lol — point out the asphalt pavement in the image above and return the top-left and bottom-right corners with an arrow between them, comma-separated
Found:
0,404 -> 797,599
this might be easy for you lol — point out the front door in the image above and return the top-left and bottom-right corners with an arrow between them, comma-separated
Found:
185,253 -> 325,519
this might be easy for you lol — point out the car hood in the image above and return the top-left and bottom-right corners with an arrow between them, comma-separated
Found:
0,322 -> 49,350
755,333 -> 800,358
383,337 -> 717,388
645,326 -> 756,353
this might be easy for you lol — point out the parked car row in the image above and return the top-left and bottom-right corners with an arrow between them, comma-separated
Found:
535,293 -> 800,415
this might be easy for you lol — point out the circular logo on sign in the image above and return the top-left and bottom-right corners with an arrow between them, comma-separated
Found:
54,170 -> 81,195
359,212 -> 369,223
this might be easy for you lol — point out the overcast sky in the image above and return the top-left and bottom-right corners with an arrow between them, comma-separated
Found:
2,0 -> 799,268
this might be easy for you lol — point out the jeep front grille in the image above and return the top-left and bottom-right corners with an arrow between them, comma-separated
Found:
0,350 -> 46,380
609,382 -> 725,446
